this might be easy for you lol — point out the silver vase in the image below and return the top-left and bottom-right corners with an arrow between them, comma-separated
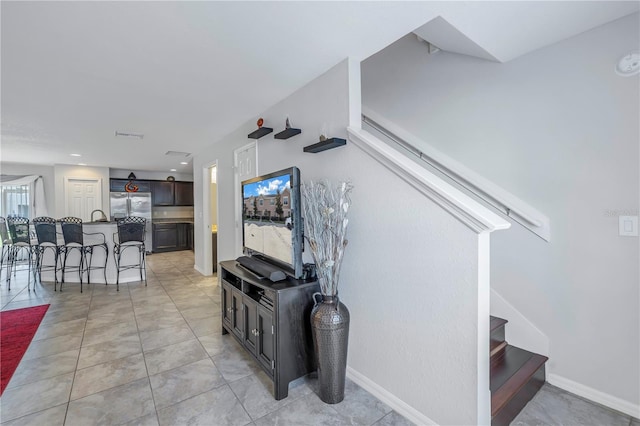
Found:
310,293 -> 350,404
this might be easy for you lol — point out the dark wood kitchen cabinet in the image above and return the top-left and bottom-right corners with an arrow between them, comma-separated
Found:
151,181 -> 175,206
150,181 -> 193,206
152,222 -> 194,253
174,182 -> 194,206
152,223 -> 178,252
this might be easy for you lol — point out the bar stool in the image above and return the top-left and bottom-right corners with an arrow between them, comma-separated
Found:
32,217 -> 64,290
0,217 -> 11,283
113,216 -> 147,291
6,217 -> 36,291
59,217 -> 108,292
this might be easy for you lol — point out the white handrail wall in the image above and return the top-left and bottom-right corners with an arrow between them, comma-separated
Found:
362,107 -> 551,242
347,127 -> 511,234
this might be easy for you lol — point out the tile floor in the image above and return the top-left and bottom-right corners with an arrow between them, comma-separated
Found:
0,251 -> 411,426
0,251 -> 637,425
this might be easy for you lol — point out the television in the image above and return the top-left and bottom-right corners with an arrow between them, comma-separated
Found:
240,166 -> 303,279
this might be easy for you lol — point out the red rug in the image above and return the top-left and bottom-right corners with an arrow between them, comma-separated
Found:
0,304 -> 50,395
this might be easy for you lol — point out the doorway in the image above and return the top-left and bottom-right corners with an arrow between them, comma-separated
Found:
209,165 -> 218,273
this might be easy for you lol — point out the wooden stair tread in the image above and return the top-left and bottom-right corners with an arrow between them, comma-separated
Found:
490,316 -> 508,332
490,345 -> 548,417
490,341 -> 508,358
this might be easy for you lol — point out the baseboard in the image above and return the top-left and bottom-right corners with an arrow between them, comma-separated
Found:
548,373 -> 640,418
346,366 -> 437,425
193,264 -> 206,275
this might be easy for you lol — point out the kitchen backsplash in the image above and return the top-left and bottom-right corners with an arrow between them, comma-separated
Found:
152,206 -> 194,219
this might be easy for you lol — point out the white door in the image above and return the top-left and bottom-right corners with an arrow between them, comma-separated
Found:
234,143 -> 257,256
65,178 -> 102,221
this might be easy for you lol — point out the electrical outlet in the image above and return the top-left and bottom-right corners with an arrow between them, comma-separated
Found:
619,216 -> 638,237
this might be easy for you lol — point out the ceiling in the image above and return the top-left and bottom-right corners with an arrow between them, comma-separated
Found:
2,1 -> 638,174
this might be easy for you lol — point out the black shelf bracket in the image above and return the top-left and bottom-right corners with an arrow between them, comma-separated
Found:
303,137 -> 346,153
248,127 -> 273,139
274,128 -> 302,140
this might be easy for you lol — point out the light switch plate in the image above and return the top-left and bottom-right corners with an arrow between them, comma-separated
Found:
619,216 -> 638,237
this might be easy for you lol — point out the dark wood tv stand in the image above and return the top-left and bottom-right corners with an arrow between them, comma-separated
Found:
219,260 -> 319,400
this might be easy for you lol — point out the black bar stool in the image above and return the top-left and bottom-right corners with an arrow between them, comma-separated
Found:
6,217 -> 36,291
113,216 -> 147,291
32,217 -> 64,290
0,217 -> 11,284
59,217 -> 108,292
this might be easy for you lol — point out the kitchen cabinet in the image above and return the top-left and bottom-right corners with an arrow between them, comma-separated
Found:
152,222 -> 193,253
151,181 -> 175,206
152,223 -> 178,252
151,181 -> 193,206
174,182 -> 194,206
220,260 -> 319,400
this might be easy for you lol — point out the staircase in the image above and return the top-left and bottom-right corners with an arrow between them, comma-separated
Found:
490,316 -> 548,426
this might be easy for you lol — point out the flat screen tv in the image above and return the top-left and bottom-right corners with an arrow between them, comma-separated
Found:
241,166 -> 303,279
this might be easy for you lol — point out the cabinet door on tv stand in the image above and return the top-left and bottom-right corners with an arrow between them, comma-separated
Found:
242,296 -> 258,354
257,305 -> 275,374
221,281 -> 233,329
231,287 -> 243,339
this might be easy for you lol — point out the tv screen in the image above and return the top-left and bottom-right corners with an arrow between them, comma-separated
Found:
241,167 -> 303,278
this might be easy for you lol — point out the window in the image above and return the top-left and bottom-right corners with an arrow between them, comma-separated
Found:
259,199 -> 263,206
1,184 -> 30,218
283,196 -> 289,206
270,198 -> 275,205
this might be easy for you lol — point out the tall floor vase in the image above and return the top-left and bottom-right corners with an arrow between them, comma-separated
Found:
310,293 -> 350,404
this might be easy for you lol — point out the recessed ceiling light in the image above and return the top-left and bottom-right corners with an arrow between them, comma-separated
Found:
70,153 -> 82,157
78,163 -> 87,166
170,169 -> 177,172
180,162 -> 188,165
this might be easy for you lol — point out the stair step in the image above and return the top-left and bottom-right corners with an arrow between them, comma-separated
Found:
490,316 -> 508,332
491,345 -> 548,426
490,316 -> 508,356
490,341 -> 507,358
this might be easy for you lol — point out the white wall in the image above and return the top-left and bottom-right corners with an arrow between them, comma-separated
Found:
53,164 -> 110,218
193,59 -> 488,424
362,13 -> 640,408
0,162 -> 56,216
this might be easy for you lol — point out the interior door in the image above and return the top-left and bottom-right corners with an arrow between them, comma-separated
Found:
234,143 -> 257,256
65,178 -> 102,221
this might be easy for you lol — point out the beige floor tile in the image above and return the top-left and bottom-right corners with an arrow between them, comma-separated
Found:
0,373 -> 74,423
156,385 -> 251,426
8,349 -> 80,388
70,353 -> 148,400
140,323 -> 196,352
0,403 -> 68,426
77,334 -> 142,369
149,358 -> 225,409
66,378 -> 155,425
81,320 -> 138,347
143,338 -> 208,376
22,333 -> 83,361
